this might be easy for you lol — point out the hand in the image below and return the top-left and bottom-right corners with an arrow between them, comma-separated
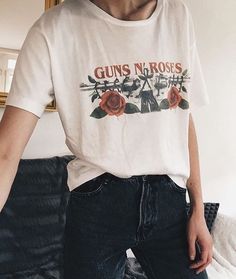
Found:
186,211 -> 213,274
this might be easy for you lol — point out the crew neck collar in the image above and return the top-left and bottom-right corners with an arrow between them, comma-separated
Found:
80,0 -> 163,26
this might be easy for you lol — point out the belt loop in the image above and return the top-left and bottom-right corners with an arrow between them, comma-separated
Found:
142,175 -> 148,182
105,172 -> 112,183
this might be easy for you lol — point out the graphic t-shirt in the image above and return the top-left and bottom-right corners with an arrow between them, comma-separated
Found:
5,0 -> 210,191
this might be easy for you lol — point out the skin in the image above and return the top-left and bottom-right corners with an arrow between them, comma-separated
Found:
89,0 -> 158,21
0,0 -> 213,274
187,113 -> 213,273
0,106 -> 39,212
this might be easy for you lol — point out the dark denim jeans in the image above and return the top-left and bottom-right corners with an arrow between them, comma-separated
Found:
63,172 -> 208,279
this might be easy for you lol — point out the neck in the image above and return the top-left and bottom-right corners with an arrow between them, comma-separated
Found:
89,0 -> 157,21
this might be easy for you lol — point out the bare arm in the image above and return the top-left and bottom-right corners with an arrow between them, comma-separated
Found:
187,112 -> 213,274
0,105 -> 39,212
187,112 -> 205,215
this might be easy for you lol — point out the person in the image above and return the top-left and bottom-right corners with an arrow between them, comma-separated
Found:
0,0 -> 213,278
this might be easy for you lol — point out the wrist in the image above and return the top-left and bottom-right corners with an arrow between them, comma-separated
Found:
189,202 -> 205,218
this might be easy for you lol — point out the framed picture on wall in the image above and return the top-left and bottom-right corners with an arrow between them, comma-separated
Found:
45,0 -> 64,10
0,0 -> 64,112
0,48 -> 19,104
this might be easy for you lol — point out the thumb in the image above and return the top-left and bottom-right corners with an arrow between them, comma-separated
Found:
188,236 -> 196,260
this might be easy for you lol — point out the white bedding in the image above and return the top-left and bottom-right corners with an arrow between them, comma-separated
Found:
206,213 -> 236,279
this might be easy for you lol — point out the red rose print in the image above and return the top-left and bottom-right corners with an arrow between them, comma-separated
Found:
167,86 -> 182,109
100,90 -> 126,116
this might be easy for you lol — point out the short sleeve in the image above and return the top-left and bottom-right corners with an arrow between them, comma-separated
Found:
5,24 -> 55,119
188,42 -> 210,111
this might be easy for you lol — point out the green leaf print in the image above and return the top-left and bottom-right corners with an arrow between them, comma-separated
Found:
124,103 -> 141,114
138,75 -> 146,81
91,94 -> 98,102
159,98 -> 170,109
90,107 -> 107,118
178,98 -> 189,109
182,69 -> 188,76
181,85 -> 187,93
88,75 -> 96,83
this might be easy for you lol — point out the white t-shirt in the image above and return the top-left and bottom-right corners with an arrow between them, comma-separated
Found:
5,0 -> 210,191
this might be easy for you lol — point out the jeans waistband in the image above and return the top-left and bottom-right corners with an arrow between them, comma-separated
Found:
103,172 -> 168,183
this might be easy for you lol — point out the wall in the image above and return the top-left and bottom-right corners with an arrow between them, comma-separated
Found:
0,0 -> 236,217
184,0 -> 236,218
0,0 -> 45,49
0,0 -> 71,158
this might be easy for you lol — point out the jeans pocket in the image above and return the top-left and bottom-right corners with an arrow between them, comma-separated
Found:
70,173 -> 110,197
166,175 -> 187,194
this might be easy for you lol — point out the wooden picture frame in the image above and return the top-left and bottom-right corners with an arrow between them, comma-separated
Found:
45,0 -> 64,10
0,48 -> 19,107
0,0 -> 64,112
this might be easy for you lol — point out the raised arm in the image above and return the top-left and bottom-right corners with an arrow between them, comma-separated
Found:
0,105 -> 39,213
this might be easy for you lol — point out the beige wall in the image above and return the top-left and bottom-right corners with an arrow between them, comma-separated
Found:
183,0 -> 236,218
0,0 -> 45,49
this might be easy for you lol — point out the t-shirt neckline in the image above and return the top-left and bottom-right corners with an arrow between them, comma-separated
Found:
81,0 -> 163,26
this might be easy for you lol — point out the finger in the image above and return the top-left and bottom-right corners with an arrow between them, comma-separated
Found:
190,253 -> 212,271
189,259 -> 205,269
189,247 -> 209,268
188,236 -> 196,260
195,266 -> 207,275
195,255 -> 213,274
200,247 -> 209,263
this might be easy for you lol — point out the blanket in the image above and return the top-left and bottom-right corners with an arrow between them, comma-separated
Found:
206,213 -> 236,279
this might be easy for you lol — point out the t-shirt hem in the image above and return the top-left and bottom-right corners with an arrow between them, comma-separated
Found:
67,169 -> 107,192
167,174 -> 187,189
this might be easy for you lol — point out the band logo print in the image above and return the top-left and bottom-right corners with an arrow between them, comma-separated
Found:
79,61 -> 190,119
